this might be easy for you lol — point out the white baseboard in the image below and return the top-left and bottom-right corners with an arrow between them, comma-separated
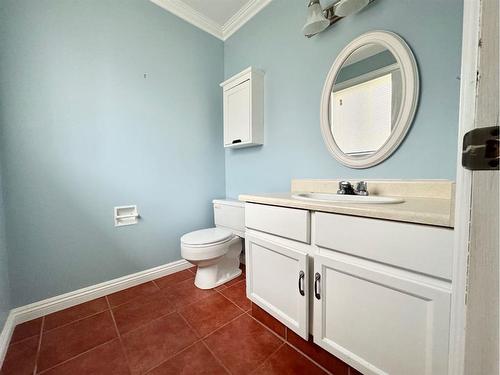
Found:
0,312 -> 15,370
0,258 -> 192,368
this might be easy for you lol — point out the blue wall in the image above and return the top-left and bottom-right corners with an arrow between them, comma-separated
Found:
0,162 -> 10,329
0,0 -> 225,306
0,0 -> 464,308
224,0 -> 463,198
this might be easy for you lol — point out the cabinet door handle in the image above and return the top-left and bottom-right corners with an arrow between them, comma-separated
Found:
298,271 -> 305,296
314,273 -> 321,300
232,139 -> 242,144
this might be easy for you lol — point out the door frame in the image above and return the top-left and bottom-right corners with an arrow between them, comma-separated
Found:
448,0 -> 481,373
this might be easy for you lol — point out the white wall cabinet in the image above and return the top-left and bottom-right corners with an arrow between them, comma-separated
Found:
245,229 -> 310,339
220,67 -> 264,148
244,205 -> 453,375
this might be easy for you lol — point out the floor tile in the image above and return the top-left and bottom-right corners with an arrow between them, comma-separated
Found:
204,314 -> 282,375
224,273 -> 245,287
121,312 -> 198,375
44,297 -> 109,331
219,280 -> 251,311
37,311 -> 117,372
162,278 -> 215,309
250,304 -> 286,338
112,289 -> 175,335
253,344 -> 327,375
40,339 -> 129,375
179,293 -> 242,337
349,366 -> 364,375
1,335 -> 39,375
10,318 -> 42,344
107,282 -> 159,308
147,342 -> 227,375
286,330 -> 349,375
154,270 -> 194,289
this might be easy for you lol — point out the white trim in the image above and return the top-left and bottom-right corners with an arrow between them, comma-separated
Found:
0,312 -> 15,370
149,0 -> 272,41
448,0 -> 481,374
0,259 -> 192,367
149,0 -> 223,39
222,0 -> 272,40
319,30 -> 419,169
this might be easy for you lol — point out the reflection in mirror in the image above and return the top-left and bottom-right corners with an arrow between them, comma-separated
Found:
330,43 -> 403,157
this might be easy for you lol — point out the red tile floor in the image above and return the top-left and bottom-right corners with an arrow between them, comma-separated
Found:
1,265 -> 362,375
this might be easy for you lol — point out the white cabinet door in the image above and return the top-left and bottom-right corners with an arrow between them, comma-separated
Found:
313,252 -> 451,375
224,80 -> 250,146
245,231 -> 309,338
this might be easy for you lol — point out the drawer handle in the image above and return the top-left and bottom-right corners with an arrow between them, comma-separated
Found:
298,271 -> 305,296
314,273 -> 321,300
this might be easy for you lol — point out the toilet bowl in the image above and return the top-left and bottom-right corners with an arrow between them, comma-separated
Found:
181,200 -> 245,289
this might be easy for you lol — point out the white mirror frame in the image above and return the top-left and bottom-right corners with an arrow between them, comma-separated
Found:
320,30 -> 419,169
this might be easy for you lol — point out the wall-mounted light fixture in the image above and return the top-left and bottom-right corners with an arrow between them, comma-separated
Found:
303,0 -> 374,38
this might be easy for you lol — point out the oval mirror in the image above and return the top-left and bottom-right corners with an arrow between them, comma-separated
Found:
320,31 -> 419,168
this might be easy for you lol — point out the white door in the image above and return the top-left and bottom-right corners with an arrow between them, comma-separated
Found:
313,253 -> 451,375
224,80 -> 250,146
245,232 -> 309,338
460,0 -> 499,373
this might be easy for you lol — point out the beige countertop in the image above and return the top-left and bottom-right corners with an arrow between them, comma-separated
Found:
239,180 -> 455,228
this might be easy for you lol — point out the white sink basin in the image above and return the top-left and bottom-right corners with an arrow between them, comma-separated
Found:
292,192 -> 404,204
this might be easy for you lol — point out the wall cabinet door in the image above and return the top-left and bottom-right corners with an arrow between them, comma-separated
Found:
313,253 -> 451,375
245,231 -> 309,338
224,80 -> 251,146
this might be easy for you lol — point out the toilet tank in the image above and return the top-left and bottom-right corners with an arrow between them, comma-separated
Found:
213,199 -> 245,237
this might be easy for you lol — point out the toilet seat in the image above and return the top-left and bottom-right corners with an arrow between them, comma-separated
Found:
181,228 -> 233,247
181,228 -> 238,263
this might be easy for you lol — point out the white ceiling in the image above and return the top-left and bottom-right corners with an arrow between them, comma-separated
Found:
150,0 -> 272,40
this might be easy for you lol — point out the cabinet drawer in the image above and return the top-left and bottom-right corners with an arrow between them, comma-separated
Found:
315,212 -> 454,280
245,203 -> 310,243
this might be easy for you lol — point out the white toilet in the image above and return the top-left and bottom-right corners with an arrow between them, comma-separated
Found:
181,199 -> 245,289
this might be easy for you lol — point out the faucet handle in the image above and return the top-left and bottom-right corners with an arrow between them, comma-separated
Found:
337,181 -> 353,195
355,181 -> 369,196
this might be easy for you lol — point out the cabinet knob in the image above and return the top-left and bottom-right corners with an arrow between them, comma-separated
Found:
298,271 -> 305,296
314,273 -> 321,300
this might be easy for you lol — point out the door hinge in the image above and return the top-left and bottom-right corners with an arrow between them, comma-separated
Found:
462,126 -> 499,170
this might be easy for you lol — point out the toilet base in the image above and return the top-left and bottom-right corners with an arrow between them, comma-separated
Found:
192,236 -> 243,289
195,267 -> 242,289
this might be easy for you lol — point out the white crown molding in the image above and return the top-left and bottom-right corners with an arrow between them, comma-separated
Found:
149,0 -> 272,41
222,0 -> 272,40
150,0 -> 224,39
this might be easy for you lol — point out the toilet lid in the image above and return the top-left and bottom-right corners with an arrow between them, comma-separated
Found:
181,228 -> 233,246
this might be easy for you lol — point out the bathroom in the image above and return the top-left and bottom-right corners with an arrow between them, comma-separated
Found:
0,0 -> 498,374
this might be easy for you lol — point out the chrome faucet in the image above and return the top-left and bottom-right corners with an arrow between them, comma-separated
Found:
354,181 -> 369,196
337,181 -> 369,196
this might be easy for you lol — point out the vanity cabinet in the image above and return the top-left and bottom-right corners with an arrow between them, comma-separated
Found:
244,203 -> 454,375
220,67 -> 264,149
